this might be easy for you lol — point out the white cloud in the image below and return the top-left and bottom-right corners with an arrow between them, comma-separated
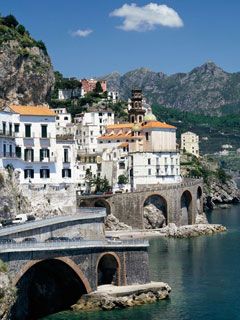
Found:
110,3 -> 183,31
71,29 -> 93,37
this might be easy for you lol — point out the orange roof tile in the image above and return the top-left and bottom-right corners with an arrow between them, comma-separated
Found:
118,142 -> 129,148
142,121 -> 176,129
106,123 -> 134,129
98,134 -> 144,140
10,105 -> 56,116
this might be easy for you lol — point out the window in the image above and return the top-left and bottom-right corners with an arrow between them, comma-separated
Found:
2,122 -> 6,135
16,146 -> 21,158
9,145 -> 12,157
99,112 -> 102,116
14,124 -> 19,133
25,124 -> 31,138
62,169 -> 71,178
64,149 -> 69,163
64,116 -> 68,120
40,149 -> 50,161
90,131 -> 93,135
9,123 -> 12,136
148,158 -> 151,165
145,132 -> 149,141
108,112 -> 112,117
24,169 -> 34,179
24,149 -> 34,162
119,163 -> 125,170
40,169 -> 50,178
164,157 -> 168,165
56,116 -> 59,120
100,119 -> 102,123
41,125 -> 48,138
148,169 -> 151,175
3,144 -> 6,157
156,168 -> 160,176
91,138 -> 93,143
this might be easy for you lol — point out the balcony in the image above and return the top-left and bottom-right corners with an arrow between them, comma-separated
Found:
0,130 -> 15,138
56,134 -> 74,141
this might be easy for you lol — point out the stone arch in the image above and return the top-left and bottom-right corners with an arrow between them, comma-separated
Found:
197,186 -> 203,214
12,258 -> 92,320
96,252 -> 121,287
143,194 -> 168,227
94,199 -> 111,215
180,190 -> 193,225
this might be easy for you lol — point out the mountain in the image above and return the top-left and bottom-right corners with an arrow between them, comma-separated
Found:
0,15 -> 54,107
102,62 -> 240,115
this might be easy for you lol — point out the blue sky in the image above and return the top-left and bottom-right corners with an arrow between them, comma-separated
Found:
1,0 -> 240,78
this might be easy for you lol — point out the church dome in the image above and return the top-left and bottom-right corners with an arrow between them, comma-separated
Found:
143,113 -> 157,122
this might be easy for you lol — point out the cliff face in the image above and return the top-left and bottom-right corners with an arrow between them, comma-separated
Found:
0,21 -> 54,106
103,62 -> 240,115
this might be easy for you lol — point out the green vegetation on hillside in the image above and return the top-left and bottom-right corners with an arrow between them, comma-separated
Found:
0,14 -> 47,54
152,104 -> 240,154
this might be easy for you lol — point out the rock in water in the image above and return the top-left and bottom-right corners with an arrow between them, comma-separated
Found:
143,204 -> 166,229
0,18 -> 54,105
105,214 -> 132,231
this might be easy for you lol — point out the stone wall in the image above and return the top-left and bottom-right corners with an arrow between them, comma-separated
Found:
78,179 -> 204,228
0,246 -> 150,291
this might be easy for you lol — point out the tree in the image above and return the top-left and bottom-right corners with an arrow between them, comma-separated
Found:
118,174 -> 128,185
94,176 -> 110,193
3,15 -> 19,28
85,169 -> 94,193
94,81 -> 103,93
16,24 -> 26,35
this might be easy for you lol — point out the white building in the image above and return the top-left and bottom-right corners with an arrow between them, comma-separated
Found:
74,110 -> 114,154
54,108 -> 73,135
181,131 -> 199,158
0,105 -> 77,185
58,88 -> 83,100
108,91 -> 119,104
97,90 -> 181,191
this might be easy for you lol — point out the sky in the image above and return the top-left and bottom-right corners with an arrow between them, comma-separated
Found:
1,0 -> 240,78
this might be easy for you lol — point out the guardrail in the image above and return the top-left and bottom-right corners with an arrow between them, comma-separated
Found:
0,209 -> 106,235
0,239 -> 149,251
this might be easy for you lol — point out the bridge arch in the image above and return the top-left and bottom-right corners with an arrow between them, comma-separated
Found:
96,252 -> 121,287
94,199 -> 111,215
197,186 -> 203,214
181,190 -> 193,225
143,194 -> 168,226
11,257 -> 92,320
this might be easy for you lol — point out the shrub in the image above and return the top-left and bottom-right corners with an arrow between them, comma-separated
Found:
118,174 -> 128,185
0,260 -> 7,273
2,14 -> 19,28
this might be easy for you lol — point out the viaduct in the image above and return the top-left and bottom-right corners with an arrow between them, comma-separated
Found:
77,178 -> 204,228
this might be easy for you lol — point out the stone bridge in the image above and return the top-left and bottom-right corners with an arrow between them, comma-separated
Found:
0,239 -> 149,319
77,179 -> 204,228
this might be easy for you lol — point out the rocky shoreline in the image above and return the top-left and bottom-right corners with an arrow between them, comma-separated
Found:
72,282 -> 171,312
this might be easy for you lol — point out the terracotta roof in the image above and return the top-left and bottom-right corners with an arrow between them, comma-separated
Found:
118,142 -> 129,148
142,121 -> 176,129
10,105 -> 56,116
106,123 -> 134,129
98,133 -> 144,140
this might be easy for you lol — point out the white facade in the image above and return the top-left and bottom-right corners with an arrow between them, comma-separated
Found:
75,111 -> 114,154
181,131 -> 199,157
58,88 -> 83,100
54,108 -> 73,135
108,91 -> 119,104
0,106 -> 77,185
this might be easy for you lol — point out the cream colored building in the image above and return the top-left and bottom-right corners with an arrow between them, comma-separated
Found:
181,131 -> 199,157
97,90 -> 181,191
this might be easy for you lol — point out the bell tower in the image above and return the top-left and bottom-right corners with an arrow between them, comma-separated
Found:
128,89 -> 146,123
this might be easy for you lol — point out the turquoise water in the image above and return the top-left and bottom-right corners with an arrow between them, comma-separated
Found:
43,205 -> 240,320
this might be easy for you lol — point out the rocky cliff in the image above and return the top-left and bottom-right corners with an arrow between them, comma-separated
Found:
0,15 -> 54,106
103,62 -> 240,115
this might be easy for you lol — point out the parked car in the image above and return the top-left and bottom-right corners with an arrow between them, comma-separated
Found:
12,214 -> 28,224
22,237 -> 37,243
71,236 -> 84,241
45,237 -> 58,242
57,237 -> 70,241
